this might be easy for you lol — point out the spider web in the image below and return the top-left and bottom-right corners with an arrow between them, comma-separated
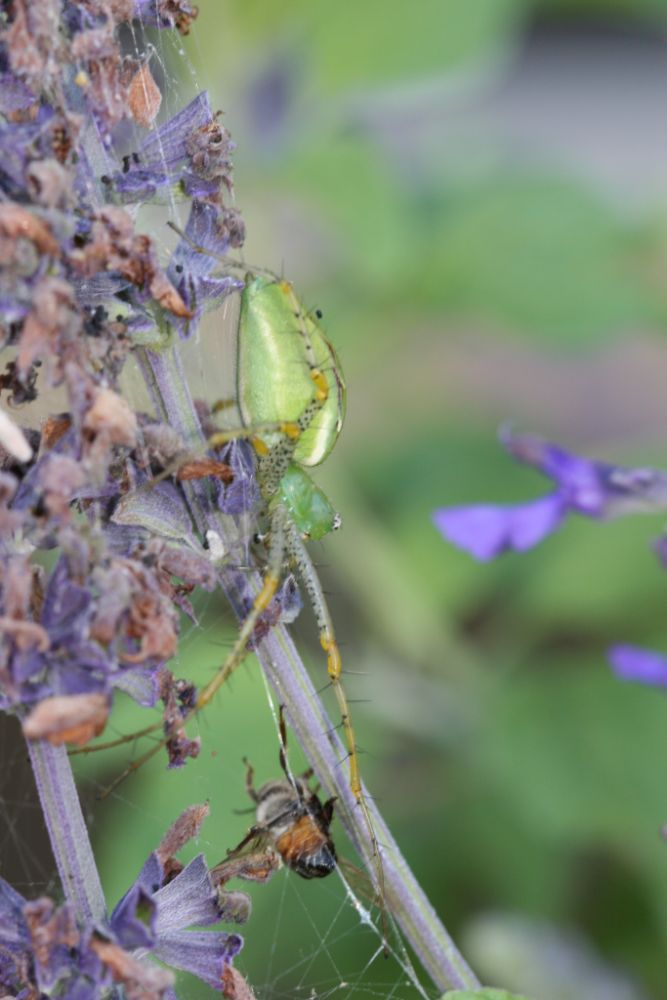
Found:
68,589 -> 434,1000
0,10 -> 440,1000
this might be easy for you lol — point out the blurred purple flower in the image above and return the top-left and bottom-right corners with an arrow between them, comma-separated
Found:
433,494 -> 563,562
434,429 -> 667,561
608,645 -> 667,691
0,878 -> 124,1000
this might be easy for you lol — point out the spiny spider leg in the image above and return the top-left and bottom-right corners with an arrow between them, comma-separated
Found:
285,520 -> 386,909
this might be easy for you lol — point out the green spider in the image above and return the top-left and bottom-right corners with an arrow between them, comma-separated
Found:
93,240 -> 384,905
196,267 -> 384,899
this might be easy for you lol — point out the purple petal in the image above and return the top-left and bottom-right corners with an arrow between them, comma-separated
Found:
608,645 -> 667,690
111,479 -> 195,543
110,666 -> 160,707
153,855 -> 224,933
169,200 -> 240,281
111,854 -> 163,940
0,73 -> 36,113
57,976 -> 105,1000
111,93 -> 214,202
108,883 -> 157,950
0,878 -> 29,948
152,931 -> 242,989
215,440 -> 259,515
433,493 -> 565,561
41,560 -> 92,639
125,853 -> 164,897
167,201 -> 243,338
503,429 -> 667,519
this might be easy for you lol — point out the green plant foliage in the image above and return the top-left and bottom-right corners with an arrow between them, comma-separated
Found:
203,0 -> 529,92
443,989 -> 533,1000
285,144 -> 664,342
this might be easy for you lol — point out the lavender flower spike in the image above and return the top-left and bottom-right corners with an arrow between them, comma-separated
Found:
608,645 -> 667,691
434,428 -> 667,561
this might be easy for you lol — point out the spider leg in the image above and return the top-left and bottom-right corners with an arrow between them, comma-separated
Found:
285,519 -> 385,911
196,502 -> 288,712
276,703 -> 292,783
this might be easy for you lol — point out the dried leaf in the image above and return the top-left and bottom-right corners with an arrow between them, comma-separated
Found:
222,966 -> 257,1000
156,802 -> 210,864
40,414 -> 72,450
149,269 -> 193,318
127,63 -> 162,128
22,693 -> 109,746
0,203 -> 59,256
0,617 -> 49,652
84,387 -> 138,447
90,937 -> 174,999
177,458 -> 234,483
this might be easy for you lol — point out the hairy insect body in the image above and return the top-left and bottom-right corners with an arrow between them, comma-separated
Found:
254,777 -> 337,880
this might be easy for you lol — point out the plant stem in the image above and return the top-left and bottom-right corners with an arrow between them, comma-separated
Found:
137,341 -> 480,993
27,738 -> 106,925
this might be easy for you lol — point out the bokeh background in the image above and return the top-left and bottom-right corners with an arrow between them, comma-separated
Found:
8,2 -> 667,998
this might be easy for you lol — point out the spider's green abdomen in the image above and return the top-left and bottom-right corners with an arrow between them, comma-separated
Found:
279,464 -> 340,540
236,275 -> 346,467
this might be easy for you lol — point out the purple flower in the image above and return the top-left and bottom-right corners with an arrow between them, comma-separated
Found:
608,645 -> 667,691
110,804 -> 247,991
0,874 -> 180,999
0,0 -> 262,993
433,493 -> 563,562
167,199 -> 244,338
110,92 -> 222,204
111,854 -> 243,989
0,878 -> 115,999
0,806 -> 249,999
214,440 -> 260,515
434,429 -> 667,561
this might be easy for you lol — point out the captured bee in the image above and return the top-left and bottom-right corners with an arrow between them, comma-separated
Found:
245,767 -> 337,879
213,706 -> 337,884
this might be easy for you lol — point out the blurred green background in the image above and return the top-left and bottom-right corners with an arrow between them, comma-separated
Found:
71,1 -> 667,998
